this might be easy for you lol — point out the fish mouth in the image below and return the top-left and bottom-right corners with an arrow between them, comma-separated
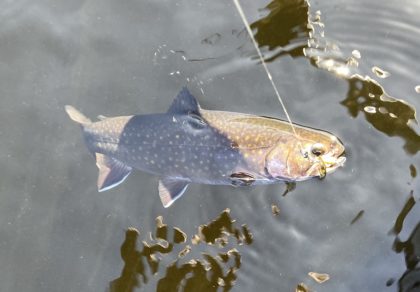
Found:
305,151 -> 346,179
324,151 -> 346,174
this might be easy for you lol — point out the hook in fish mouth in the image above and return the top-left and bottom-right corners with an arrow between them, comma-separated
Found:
306,158 -> 327,179
306,152 -> 346,179
325,151 -> 346,173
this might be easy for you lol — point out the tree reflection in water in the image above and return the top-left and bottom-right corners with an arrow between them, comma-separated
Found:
109,209 -> 252,292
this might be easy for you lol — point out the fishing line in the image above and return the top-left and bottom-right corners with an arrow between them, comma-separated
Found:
232,0 -> 305,153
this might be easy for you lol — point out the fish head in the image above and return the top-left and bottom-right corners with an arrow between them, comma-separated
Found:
265,132 -> 346,181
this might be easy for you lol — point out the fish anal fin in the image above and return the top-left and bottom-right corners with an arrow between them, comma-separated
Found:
158,178 -> 189,208
167,87 -> 201,115
96,153 -> 132,192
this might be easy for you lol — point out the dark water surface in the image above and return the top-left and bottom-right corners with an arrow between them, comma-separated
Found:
1,0 -> 420,291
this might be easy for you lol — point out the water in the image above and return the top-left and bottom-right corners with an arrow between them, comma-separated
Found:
1,0 -> 420,291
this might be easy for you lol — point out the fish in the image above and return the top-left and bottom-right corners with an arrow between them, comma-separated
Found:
65,87 -> 345,207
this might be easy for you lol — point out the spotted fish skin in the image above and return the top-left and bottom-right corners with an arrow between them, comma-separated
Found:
66,87 -> 345,207
90,113 -> 242,184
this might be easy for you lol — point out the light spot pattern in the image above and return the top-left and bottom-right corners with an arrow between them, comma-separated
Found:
83,113 -> 243,185
72,88 -> 345,191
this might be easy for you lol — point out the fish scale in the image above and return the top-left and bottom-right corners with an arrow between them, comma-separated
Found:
65,87 -> 345,207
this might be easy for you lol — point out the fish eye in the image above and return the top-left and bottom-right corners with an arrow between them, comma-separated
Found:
311,143 -> 326,156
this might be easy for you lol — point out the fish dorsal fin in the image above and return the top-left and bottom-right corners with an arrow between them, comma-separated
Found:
158,178 -> 189,208
167,87 -> 200,115
95,153 -> 132,192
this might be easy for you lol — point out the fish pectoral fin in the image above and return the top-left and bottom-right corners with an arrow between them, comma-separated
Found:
158,178 -> 189,208
96,153 -> 132,192
229,172 -> 255,187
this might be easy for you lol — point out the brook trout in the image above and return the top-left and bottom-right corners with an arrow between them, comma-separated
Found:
65,88 -> 345,207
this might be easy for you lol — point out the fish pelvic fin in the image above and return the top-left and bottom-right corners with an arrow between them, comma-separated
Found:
65,105 -> 92,125
158,178 -> 189,208
96,153 -> 132,192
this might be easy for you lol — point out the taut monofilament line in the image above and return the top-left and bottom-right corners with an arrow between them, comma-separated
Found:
232,0 -> 305,155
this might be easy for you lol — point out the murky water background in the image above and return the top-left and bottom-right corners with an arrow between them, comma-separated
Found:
1,0 -> 420,291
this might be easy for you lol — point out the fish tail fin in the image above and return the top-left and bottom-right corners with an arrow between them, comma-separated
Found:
64,105 -> 92,125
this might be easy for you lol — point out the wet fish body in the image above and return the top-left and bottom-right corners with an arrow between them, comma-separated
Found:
66,88 -> 345,207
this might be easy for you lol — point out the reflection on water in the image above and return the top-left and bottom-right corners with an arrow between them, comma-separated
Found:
304,9 -> 360,79
394,221 -> 420,291
251,2 -> 420,290
306,9 -> 420,156
371,66 -> 390,79
342,76 -> 420,155
252,0 -> 420,156
308,272 -> 330,284
390,193 -> 415,235
295,282 -> 309,292
201,33 -> 222,46
271,204 -> 280,216
251,0 -> 310,61
390,188 -> 419,292
109,209 -> 252,292
409,164 -> 417,178
350,210 -> 365,225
